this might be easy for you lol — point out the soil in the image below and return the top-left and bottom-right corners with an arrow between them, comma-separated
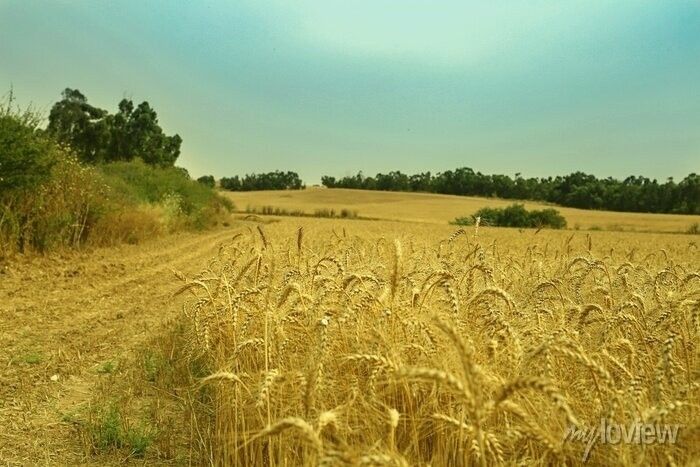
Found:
0,226 -> 242,464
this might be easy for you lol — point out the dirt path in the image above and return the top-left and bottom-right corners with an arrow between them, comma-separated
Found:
0,225 -> 244,465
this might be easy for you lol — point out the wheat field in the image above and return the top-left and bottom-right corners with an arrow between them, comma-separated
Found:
174,218 -> 700,465
225,187 -> 700,233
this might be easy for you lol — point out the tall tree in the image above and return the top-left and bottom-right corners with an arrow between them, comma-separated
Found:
46,89 -> 181,166
125,101 -> 182,167
47,88 -> 108,163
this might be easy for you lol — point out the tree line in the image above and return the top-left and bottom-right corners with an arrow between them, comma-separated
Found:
41,88 -> 696,214
219,171 -> 303,191
321,169 -> 700,214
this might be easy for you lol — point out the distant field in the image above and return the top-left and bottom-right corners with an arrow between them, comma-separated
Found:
224,187 -> 700,233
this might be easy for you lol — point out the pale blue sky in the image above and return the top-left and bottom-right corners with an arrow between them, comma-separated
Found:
1,1 -> 698,182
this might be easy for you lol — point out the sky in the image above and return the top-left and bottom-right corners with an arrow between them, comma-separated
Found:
1,0 -> 698,183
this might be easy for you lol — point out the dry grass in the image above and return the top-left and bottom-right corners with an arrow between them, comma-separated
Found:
174,218 -> 700,465
224,187 -> 700,233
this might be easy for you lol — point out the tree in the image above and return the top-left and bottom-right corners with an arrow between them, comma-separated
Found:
197,175 -> 216,188
47,88 -> 108,164
319,167 -> 699,214
46,89 -> 181,166
677,174 -> 700,214
103,99 -> 134,162
220,176 -> 242,191
220,171 -> 304,191
125,101 -> 181,167
321,176 -> 336,187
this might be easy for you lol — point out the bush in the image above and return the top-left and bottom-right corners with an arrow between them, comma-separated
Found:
527,207 -> 567,229
1,111 -> 232,254
0,114 -> 55,192
98,159 -> 232,229
1,103 -> 108,252
453,204 -> 567,229
0,93 -> 233,255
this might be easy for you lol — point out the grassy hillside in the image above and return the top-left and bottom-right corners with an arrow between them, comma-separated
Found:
224,187 -> 700,233
0,102 -> 232,256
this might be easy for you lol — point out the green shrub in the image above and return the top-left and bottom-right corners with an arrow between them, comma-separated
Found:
497,204 -> 531,227
453,216 -> 475,226
1,146 -> 109,253
97,159 -> 232,230
453,203 -> 567,229
21,351 -> 44,365
100,159 -> 209,211
1,119 -> 231,254
87,404 -> 156,458
527,207 -> 567,229
93,405 -> 123,451
0,114 -> 55,192
1,100 -> 110,252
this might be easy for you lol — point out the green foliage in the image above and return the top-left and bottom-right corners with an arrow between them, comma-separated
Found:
88,404 -> 155,458
1,89 -> 229,255
97,361 -> 117,374
142,351 -> 164,383
45,89 -> 108,164
124,425 -> 155,458
1,121 -> 230,254
93,405 -> 122,450
323,168 -> 700,215
1,143 -> 109,253
46,88 -> 181,166
21,351 -> 44,365
99,159 -> 232,228
0,95 -> 56,192
221,171 -> 303,191
196,175 -> 215,188
524,207 -> 567,229
453,204 -> 567,229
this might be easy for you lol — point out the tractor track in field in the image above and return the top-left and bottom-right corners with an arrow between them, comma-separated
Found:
0,225 -> 245,465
